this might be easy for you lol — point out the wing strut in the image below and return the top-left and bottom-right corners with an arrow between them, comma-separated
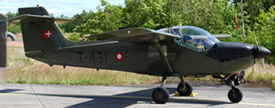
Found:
152,37 -> 173,76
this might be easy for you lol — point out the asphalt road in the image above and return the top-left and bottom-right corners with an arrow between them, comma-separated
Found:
1,68 -> 275,108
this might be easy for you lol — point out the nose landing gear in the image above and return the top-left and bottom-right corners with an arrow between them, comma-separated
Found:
226,75 -> 243,103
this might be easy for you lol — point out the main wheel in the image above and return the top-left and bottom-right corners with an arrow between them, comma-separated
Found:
152,87 -> 169,104
228,88 -> 243,103
177,82 -> 193,96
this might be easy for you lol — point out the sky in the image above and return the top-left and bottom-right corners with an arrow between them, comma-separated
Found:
0,0 -> 125,17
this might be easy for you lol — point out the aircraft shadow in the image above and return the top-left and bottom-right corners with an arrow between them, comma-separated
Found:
66,87 -> 231,107
30,87 -> 231,107
0,86 -> 233,107
0,89 -> 23,93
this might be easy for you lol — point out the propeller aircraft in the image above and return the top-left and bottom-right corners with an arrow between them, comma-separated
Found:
8,6 -> 271,104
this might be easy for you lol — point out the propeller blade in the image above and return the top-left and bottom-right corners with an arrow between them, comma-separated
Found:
260,58 -> 265,69
253,33 -> 260,51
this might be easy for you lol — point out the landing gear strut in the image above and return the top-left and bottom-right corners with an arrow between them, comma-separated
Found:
152,75 -> 192,104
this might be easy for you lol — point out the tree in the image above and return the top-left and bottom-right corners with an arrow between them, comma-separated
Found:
5,11 -> 19,19
72,0 -> 124,41
251,6 -> 275,63
231,0 -> 275,30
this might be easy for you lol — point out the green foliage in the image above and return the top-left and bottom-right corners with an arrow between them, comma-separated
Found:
6,11 -> 21,34
67,32 -> 81,41
232,0 -> 275,30
8,24 -> 21,34
5,11 -> 19,19
74,0 -> 243,34
58,10 -> 94,32
251,6 -> 275,63
73,0 -> 124,37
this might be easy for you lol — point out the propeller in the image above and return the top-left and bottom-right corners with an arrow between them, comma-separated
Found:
239,0 -> 268,69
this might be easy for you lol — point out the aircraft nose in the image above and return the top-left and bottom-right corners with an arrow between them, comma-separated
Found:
253,46 -> 271,59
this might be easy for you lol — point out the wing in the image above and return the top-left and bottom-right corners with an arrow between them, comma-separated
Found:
213,34 -> 231,39
86,28 -> 181,43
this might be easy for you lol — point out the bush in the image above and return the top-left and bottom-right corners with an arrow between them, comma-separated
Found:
252,7 -> 275,64
67,32 -> 80,41
8,24 -> 21,34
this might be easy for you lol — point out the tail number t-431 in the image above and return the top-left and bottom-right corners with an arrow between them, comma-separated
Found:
78,51 -> 107,63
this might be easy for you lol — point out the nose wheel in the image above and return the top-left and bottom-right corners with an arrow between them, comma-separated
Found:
228,87 -> 243,103
227,79 -> 243,103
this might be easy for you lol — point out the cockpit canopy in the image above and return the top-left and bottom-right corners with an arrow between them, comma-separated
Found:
157,26 -> 220,51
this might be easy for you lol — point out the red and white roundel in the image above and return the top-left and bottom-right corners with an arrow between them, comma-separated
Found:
115,52 -> 124,61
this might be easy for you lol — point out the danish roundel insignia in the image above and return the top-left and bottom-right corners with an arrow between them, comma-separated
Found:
115,52 -> 123,61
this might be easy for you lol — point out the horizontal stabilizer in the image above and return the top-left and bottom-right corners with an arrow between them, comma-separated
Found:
8,14 -> 73,24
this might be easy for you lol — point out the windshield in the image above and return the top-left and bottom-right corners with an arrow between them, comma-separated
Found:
171,26 -> 220,51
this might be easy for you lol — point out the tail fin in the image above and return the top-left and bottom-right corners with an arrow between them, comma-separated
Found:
9,6 -> 76,52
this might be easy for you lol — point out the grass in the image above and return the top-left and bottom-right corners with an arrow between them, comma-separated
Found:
244,62 -> 275,90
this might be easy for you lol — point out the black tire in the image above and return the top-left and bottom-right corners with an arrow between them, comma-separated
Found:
152,87 -> 169,104
228,88 -> 243,103
177,82 -> 193,96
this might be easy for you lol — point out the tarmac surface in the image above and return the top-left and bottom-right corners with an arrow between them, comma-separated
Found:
1,68 -> 275,108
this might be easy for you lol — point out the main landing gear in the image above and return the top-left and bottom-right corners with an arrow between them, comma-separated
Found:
152,76 -> 193,104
